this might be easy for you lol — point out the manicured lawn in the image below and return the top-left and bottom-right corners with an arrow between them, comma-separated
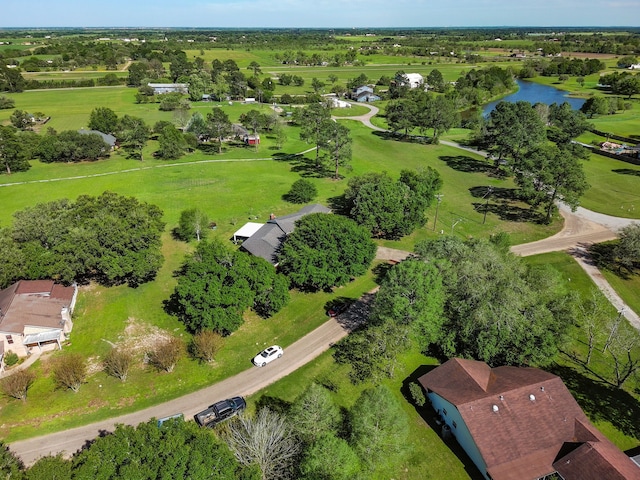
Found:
579,152 -> 640,219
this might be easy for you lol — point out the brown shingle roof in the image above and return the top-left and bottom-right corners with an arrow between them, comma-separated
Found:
0,281 -> 73,334
419,358 -> 640,480
554,440 -> 640,480
15,280 -> 54,294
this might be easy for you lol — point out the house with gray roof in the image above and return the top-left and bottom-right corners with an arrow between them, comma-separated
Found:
78,129 -> 117,150
240,204 -> 331,264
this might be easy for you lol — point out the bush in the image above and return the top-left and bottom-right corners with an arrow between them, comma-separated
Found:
1,369 -> 35,401
409,382 -> 426,407
284,179 -> 317,204
103,347 -> 134,382
190,330 -> 224,363
52,353 -> 86,393
148,337 -> 184,372
4,351 -> 18,367
0,96 -> 15,110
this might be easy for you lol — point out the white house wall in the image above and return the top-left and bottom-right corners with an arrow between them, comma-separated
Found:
428,392 -> 490,480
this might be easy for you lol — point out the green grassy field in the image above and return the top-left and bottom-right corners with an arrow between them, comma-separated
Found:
579,152 -> 640,218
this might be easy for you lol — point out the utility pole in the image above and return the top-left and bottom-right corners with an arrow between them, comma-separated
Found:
433,194 -> 443,231
483,186 -> 494,225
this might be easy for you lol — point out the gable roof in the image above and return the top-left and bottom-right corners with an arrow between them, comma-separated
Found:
420,358 -> 640,480
0,281 -> 75,334
78,129 -> 116,147
241,204 -> 331,264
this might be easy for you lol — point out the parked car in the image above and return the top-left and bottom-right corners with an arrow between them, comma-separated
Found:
194,396 -> 246,428
327,301 -> 351,317
252,345 -> 283,367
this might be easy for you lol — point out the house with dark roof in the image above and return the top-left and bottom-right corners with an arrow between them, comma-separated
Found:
0,281 -> 78,364
419,358 -> 640,480
240,204 -> 331,264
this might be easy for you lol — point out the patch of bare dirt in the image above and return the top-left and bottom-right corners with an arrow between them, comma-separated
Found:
119,317 -> 173,354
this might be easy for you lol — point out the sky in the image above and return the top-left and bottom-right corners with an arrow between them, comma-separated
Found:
2,0 -> 639,28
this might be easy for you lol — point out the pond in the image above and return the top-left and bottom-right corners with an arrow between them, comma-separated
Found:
482,80 -> 585,115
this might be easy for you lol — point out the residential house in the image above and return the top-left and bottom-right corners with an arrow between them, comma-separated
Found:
78,129 -> 117,150
147,83 -> 189,94
395,72 -> 424,89
350,85 -> 381,102
419,358 -> 640,480
0,281 -> 78,364
323,95 -> 351,108
240,204 -> 331,264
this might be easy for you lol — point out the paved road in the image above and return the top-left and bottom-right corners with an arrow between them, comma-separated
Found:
10,291 -> 377,465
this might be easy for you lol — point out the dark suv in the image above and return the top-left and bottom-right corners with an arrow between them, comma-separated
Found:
194,396 -> 246,427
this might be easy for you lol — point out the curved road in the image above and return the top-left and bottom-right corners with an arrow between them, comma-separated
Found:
8,101 -> 640,464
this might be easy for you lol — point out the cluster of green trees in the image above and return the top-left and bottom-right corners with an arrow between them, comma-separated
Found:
453,66 -> 516,106
519,57 -> 606,78
598,71 -> 640,99
581,95 -> 632,118
0,419 -> 256,480
288,384 -> 408,479
0,192 -> 165,288
335,236 -> 578,384
474,100 -> 589,222
35,129 -> 112,163
385,89 -> 459,141
290,103 -> 353,178
169,240 -> 290,335
277,213 -> 376,292
343,168 -> 443,239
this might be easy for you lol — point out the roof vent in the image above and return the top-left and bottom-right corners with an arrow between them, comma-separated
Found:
499,395 -> 504,401
540,386 -> 545,392
492,404 -> 499,413
529,394 -> 536,401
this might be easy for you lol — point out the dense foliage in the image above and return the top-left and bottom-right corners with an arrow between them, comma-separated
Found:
284,179 -> 318,204
415,236 -> 577,366
277,213 -> 376,291
0,192 -> 165,288
170,240 -> 289,334
344,168 -> 442,239
17,419 -> 252,479
36,130 -> 112,163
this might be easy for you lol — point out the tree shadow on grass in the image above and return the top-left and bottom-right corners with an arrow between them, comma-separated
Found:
254,395 -> 292,416
401,366 -> 485,480
271,152 -> 329,178
439,155 -> 493,174
613,168 -> 640,177
468,186 -> 545,223
327,194 -> 349,216
548,364 -> 640,440
371,130 -> 434,145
